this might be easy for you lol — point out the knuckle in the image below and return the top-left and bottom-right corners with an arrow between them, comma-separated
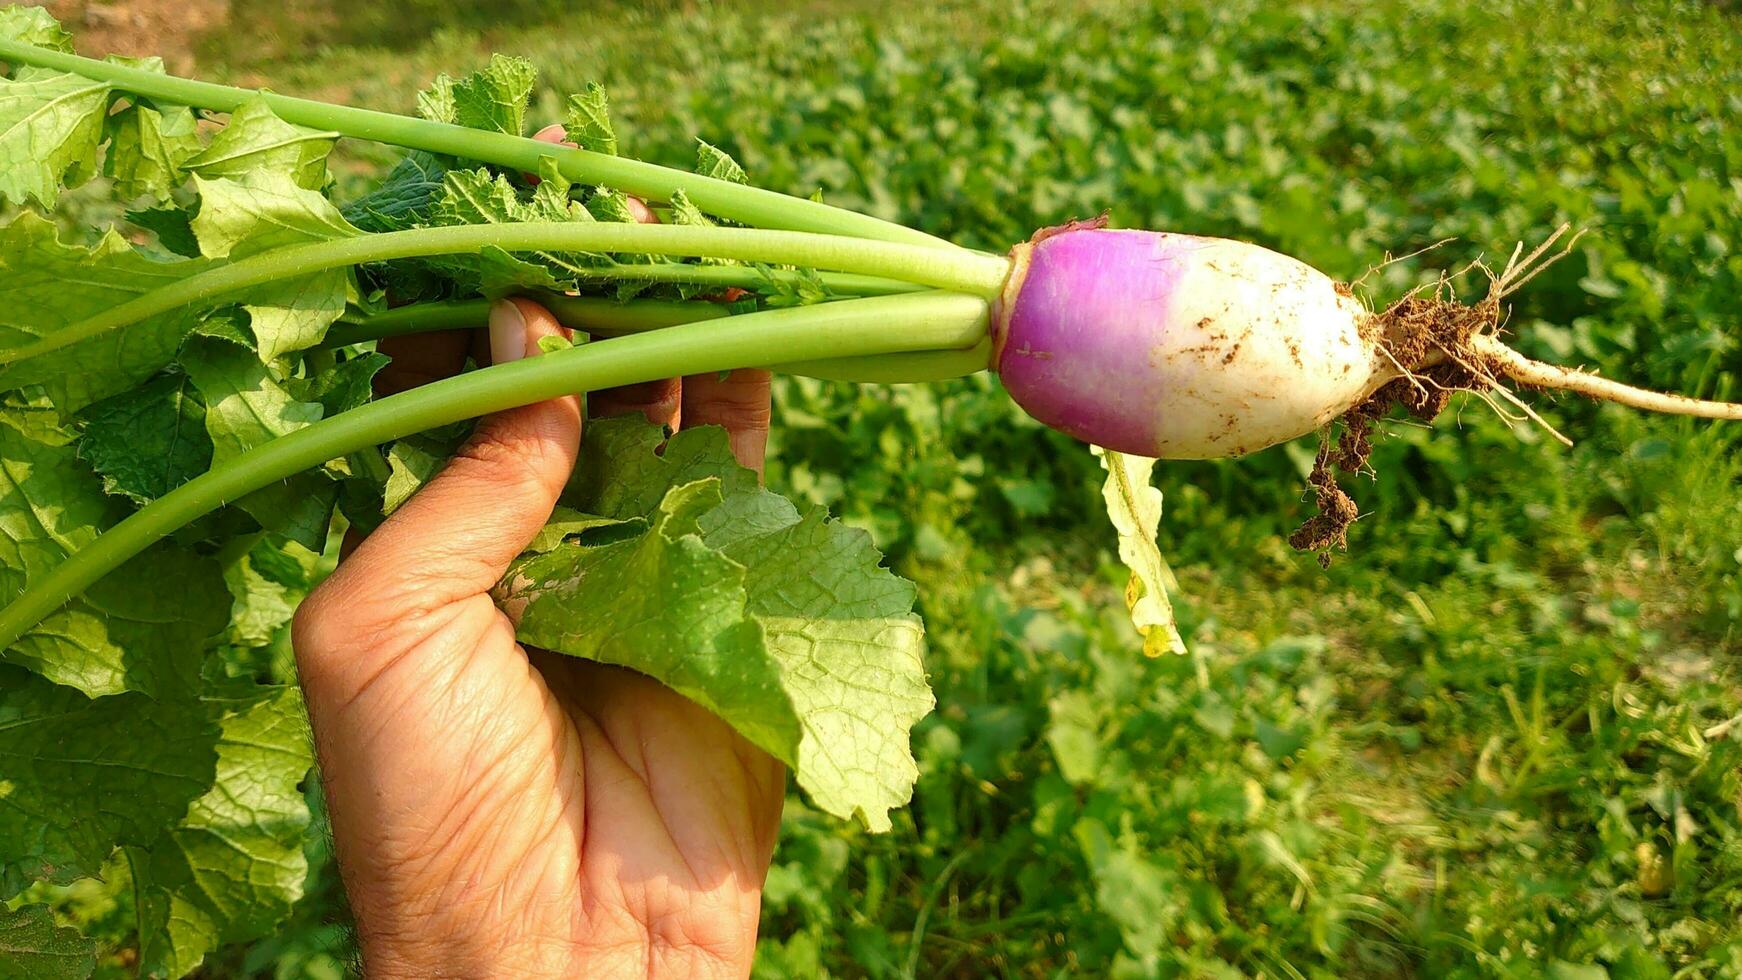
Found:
448,427 -> 565,496
290,588 -> 340,658
590,380 -> 682,423
692,398 -> 772,432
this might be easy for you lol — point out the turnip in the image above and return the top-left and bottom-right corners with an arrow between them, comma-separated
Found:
0,30 -> 1737,652
996,223 -> 1740,461
996,227 -> 1379,460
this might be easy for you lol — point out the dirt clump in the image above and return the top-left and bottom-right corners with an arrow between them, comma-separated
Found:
1288,280 -> 1509,560
1287,229 -> 1589,561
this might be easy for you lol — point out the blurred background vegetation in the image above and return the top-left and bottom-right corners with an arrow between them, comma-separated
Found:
32,0 -> 1742,975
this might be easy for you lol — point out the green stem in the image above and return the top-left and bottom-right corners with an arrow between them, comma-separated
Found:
0,292 -> 990,650
328,267 -> 919,345
325,294 -> 729,346
571,262 -> 921,296
325,295 -> 993,383
0,38 -> 958,249
782,341 -> 991,383
0,223 -> 1011,370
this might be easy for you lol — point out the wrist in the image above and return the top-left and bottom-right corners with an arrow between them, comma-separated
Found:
351,890 -> 765,979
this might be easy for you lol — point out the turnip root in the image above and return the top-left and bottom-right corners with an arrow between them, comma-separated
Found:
995,226 -> 1739,463
994,228 -> 1385,459
992,224 -> 1742,553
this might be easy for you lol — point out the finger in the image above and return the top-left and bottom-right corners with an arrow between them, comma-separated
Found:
532,123 -> 572,146
298,297 -> 581,645
680,369 -> 772,476
371,328 -> 471,397
624,195 -> 657,224
571,163 -> 669,423
339,328 -> 476,559
587,378 -> 682,429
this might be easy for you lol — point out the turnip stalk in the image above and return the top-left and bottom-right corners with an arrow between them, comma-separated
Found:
0,37 -> 960,248
0,292 -> 990,651
324,294 -> 732,347
562,263 -> 922,296
326,295 -> 991,382
0,223 -> 1010,371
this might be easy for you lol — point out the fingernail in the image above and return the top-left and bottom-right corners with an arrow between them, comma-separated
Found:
532,123 -> 570,144
489,300 -> 527,364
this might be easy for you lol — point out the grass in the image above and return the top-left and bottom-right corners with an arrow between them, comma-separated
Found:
48,0 -> 1742,975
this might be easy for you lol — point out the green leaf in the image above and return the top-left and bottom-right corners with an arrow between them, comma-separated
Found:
429,167 -> 602,288
1073,818 -> 1180,963
340,150 -> 449,233
127,206 -> 202,258
508,418 -> 931,830
191,173 -> 360,259
75,372 -> 213,505
1091,447 -> 1185,656
290,352 -> 388,485
107,102 -> 202,200
0,904 -> 96,980
101,60 -> 202,201
221,536 -> 318,648
696,140 -> 749,185
433,165 -> 585,226
191,173 -> 359,360
416,55 -> 536,136
0,65 -> 108,207
180,337 -> 324,452
563,83 -> 617,155
291,351 -> 387,418
0,6 -> 75,52
521,505 -> 632,553
0,211 -> 211,415
1046,690 -> 1103,786
562,415 -> 758,518
0,424 -> 227,697
753,263 -> 829,308
535,333 -> 574,355
379,419 -> 470,517
381,440 -> 444,516
502,477 -> 802,762
180,336 -> 335,551
711,502 -> 931,831
0,390 -> 75,447
0,664 -> 219,899
1546,963 -> 1613,980
222,546 -> 296,649
668,188 -> 714,228
130,685 -> 314,979
585,186 -> 640,225
668,189 -> 745,278
414,74 -> 454,124
183,97 -> 335,191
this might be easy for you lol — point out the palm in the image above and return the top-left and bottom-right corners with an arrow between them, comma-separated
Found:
311,593 -> 782,975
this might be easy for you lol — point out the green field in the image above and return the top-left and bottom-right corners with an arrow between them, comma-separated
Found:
30,0 -> 1742,975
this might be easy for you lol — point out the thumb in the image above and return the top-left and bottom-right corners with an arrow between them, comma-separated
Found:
300,298 -> 581,641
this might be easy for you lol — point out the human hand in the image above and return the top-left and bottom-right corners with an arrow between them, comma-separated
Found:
293,285 -> 782,975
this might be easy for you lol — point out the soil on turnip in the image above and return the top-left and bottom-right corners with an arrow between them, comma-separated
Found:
1288,286 -> 1503,561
